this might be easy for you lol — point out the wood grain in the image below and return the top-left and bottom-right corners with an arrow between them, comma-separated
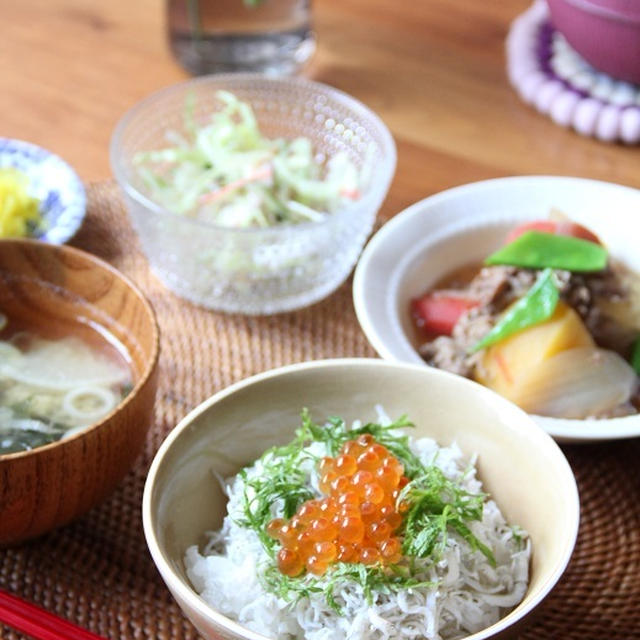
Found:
0,240 -> 159,545
1,0 -> 639,212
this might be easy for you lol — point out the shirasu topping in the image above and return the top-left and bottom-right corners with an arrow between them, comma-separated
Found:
185,409 -> 530,640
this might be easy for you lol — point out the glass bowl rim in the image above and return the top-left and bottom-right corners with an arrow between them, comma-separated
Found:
110,73 -> 397,237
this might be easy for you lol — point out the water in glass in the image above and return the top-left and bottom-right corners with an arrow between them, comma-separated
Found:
168,0 -> 315,75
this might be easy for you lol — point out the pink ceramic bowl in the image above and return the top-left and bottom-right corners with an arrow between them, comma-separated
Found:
547,0 -> 640,85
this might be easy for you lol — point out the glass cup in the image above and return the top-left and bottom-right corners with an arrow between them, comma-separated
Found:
167,0 -> 315,75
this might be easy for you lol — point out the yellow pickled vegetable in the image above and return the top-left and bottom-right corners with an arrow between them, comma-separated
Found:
0,168 -> 41,238
475,300 -> 594,404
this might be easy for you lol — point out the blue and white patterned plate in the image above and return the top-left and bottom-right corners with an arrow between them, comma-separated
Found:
0,138 -> 86,244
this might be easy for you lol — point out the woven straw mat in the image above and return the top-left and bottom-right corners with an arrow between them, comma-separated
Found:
1,182 -> 639,640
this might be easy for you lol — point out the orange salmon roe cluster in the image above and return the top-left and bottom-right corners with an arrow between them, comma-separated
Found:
267,434 -> 410,577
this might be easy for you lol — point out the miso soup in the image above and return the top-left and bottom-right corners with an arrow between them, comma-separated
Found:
0,311 -> 133,454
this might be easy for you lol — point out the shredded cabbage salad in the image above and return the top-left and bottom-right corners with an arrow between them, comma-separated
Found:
134,91 -> 363,228
185,409 -> 530,640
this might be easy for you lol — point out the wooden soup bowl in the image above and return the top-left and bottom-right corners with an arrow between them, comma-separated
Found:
0,239 -> 159,545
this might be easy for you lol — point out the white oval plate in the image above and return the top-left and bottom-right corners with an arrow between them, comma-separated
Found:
353,175 -> 640,443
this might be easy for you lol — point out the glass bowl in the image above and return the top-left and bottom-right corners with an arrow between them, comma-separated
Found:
110,75 -> 396,314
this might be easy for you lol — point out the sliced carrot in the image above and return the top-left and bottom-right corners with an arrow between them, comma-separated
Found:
505,220 -> 601,245
199,165 -> 273,204
412,294 -> 479,336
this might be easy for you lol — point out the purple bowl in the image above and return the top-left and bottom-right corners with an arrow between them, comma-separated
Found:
547,0 -> 640,84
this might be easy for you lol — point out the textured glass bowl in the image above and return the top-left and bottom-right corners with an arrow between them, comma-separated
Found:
110,75 -> 396,314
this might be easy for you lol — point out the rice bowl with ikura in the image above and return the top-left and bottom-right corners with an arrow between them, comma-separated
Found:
184,408 -> 530,640
142,359 -> 579,640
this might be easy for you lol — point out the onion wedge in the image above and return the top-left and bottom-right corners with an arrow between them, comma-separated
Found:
0,337 -> 129,391
516,346 -> 638,419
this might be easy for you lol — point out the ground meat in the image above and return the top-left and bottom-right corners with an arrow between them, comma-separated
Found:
555,263 -> 632,352
416,253 -> 640,420
419,336 -> 471,377
419,306 -> 494,377
418,262 -> 635,387
465,266 -> 536,310
419,266 -> 537,378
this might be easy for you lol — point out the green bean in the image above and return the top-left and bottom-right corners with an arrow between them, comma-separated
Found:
470,268 -> 559,353
632,337 -> 640,375
485,231 -> 607,272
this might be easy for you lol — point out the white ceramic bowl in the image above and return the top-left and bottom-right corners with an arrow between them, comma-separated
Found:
143,359 -> 578,640
353,176 -> 640,443
111,75 -> 396,315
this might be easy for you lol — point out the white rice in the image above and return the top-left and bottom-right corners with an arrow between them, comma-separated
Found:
185,412 -> 530,640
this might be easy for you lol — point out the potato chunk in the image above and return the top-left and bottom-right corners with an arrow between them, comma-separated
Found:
475,300 -> 594,403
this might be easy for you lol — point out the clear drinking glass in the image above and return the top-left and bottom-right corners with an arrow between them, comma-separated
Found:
167,0 -> 315,75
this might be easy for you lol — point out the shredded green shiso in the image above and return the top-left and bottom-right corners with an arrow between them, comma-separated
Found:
134,91 -> 363,228
234,410 -> 498,613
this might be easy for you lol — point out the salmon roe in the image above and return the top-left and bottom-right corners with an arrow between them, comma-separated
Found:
268,435 -> 409,576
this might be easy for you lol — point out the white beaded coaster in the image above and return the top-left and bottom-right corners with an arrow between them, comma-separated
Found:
507,0 -> 640,144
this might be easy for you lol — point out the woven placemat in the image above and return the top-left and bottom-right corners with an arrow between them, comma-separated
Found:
1,182 -> 639,640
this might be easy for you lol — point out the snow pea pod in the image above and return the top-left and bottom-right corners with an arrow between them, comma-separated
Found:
632,337 -> 640,375
470,268 -> 559,353
485,231 -> 608,272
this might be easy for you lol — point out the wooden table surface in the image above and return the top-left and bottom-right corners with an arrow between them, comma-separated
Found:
2,0 -> 639,219
2,3 -> 640,640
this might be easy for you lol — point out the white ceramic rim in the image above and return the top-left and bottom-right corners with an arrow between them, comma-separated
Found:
142,357 -> 579,640
110,73 -> 396,236
353,175 -> 640,443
